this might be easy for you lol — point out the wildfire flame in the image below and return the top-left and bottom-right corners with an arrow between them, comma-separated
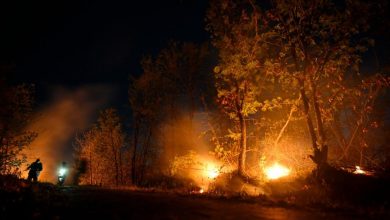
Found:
204,163 -> 220,179
264,163 -> 290,180
353,166 -> 366,175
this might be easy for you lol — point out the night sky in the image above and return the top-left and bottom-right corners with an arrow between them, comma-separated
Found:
1,0 -> 209,106
1,0 -> 389,108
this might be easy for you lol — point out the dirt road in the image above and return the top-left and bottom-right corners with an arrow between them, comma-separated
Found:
51,187 -> 377,220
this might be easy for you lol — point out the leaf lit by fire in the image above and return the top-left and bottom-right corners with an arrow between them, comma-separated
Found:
264,163 -> 290,180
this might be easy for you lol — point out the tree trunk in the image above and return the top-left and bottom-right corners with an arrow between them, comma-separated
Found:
237,111 -> 247,177
89,145 -> 92,185
119,151 -> 123,185
188,84 -> 195,148
312,84 -> 328,165
299,82 -> 318,150
299,81 -> 326,167
131,116 -> 140,185
110,131 -> 119,186
139,126 -> 152,184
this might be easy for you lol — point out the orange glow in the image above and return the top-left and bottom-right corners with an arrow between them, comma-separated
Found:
199,188 -> 204,194
264,163 -> 290,180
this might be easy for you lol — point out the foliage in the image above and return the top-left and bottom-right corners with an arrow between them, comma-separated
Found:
169,150 -> 202,176
328,74 -> 390,166
0,77 -> 36,175
262,0 -> 387,167
74,108 -> 127,186
129,41 -> 210,184
206,0 -> 271,176
0,174 -> 67,219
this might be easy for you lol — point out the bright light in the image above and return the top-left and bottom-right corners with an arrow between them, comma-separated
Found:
58,168 -> 67,176
207,168 -> 219,179
264,163 -> 290,180
353,166 -> 366,175
199,188 -> 204,194
204,163 -> 220,179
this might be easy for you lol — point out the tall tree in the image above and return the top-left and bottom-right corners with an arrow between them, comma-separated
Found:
0,74 -> 36,175
129,57 -> 162,184
129,42 -> 209,183
206,0 -> 268,176
74,108 -> 126,186
328,74 -> 390,165
98,108 -> 125,186
157,42 -> 208,123
157,41 -> 209,158
74,126 -> 100,185
265,0 -> 379,169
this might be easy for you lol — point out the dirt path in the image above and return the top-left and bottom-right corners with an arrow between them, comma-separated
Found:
55,187 -> 372,220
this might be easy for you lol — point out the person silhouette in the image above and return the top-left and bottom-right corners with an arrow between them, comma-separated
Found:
27,159 -> 43,182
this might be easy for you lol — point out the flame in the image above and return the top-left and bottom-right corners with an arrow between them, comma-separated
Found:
199,188 -> 204,194
264,163 -> 290,180
204,162 -> 220,179
353,166 -> 366,175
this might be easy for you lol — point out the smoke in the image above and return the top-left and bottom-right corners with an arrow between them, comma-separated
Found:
158,112 -> 212,168
22,85 -> 115,183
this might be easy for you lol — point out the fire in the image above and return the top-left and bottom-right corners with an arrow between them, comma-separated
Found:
204,162 -> 220,179
264,163 -> 290,180
199,188 -> 204,194
353,166 -> 366,175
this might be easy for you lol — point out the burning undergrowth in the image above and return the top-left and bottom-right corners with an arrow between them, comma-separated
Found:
150,113 -> 390,212
146,113 -> 317,196
169,150 -> 228,192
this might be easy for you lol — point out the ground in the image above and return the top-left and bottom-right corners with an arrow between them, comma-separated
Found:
58,187 -> 375,220
1,174 -> 389,219
2,185 -> 387,219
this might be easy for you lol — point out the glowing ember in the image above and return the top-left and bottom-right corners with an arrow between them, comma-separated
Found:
353,166 -> 366,175
199,188 -> 204,194
264,163 -> 290,180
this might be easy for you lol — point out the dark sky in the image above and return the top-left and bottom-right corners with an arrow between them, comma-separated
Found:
1,0 -> 388,106
1,0 -> 209,105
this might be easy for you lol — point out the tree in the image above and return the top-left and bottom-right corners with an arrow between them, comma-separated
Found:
74,126 -> 100,185
129,42 -> 209,183
156,42 -> 209,154
328,74 -> 390,166
98,108 -> 125,186
129,57 -> 162,184
206,0 -> 268,176
74,108 -> 126,186
157,42 -> 208,124
264,0 -> 380,169
0,74 -> 36,175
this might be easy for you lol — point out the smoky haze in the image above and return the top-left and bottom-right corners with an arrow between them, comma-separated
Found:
22,85 -> 114,183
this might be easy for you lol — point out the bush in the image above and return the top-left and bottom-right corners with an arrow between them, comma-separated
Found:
0,174 -> 67,219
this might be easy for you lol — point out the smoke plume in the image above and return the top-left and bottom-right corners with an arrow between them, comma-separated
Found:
22,85 -> 114,183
